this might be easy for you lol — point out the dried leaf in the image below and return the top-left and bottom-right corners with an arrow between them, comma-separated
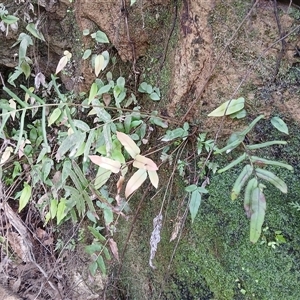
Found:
89,155 -> 121,173
0,146 -> 13,164
170,218 -> 182,242
148,170 -> 159,188
109,238 -> 119,261
125,169 -> 147,198
55,55 -> 69,74
116,131 -> 140,158
133,154 -> 158,171
149,213 -> 163,269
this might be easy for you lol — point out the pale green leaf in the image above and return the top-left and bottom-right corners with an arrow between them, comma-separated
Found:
2,15 -> 19,24
208,97 -> 245,117
231,164 -> 253,200
82,49 -> 92,60
250,156 -> 293,171
185,184 -> 198,192
246,141 -> 286,150
26,23 -> 45,41
48,107 -> 61,126
271,117 -> 289,135
255,168 -> 287,193
218,153 -> 247,173
189,190 -> 201,223
130,0 -> 137,5
19,182 -> 31,212
91,30 -> 110,43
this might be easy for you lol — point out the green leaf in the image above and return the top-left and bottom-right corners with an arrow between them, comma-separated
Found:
21,61 -> 31,79
208,97 -> 245,117
89,261 -> 98,276
87,210 -> 97,223
189,190 -> 201,223
229,108 -> 247,119
214,132 -> 244,154
88,226 -> 106,242
97,255 -> 106,274
231,164 -> 253,200
271,117 -> 289,135
185,184 -> 198,192
89,82 -> 98,103
255,168 -> 287,193
1,15 -> 19,24
250,156 -> 293,171
161,128 -> 187,142
19,182 -> 31,212
91,30 -> 110,43
56,198 -> 67,225
218,153 -> 247,173
250,187 -> 266,243
26,23 -> 45,41
246,141 -> 286,150
240,115 -> 265,136
130,0 -> 137,5
48,107 -> 61,126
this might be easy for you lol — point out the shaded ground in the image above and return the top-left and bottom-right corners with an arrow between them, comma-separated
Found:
1,0 -> 300,299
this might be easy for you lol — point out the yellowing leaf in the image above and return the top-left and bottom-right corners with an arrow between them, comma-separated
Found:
133,154 -> 158,171
89,155 -> 121,173
125,169 -> 147,198
57,198 -> 67,225
116,131 -> 140,158
55,55 -> 69,74
208,98 -> 245,117
148,170 -> 159,188
19,182 -> 31,212
0,146 -> 13,164
95,54 -> 104,77
9,99 -> 16,120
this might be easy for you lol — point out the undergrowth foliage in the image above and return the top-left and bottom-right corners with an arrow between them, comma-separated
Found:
0,2 -> 294,281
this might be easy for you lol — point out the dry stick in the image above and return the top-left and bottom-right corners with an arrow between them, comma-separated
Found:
180,0 -> 260,122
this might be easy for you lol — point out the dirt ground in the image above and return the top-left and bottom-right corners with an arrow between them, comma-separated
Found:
1,0 -> 300,299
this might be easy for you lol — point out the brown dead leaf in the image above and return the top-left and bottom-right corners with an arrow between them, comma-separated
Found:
108,238 -> 119,261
